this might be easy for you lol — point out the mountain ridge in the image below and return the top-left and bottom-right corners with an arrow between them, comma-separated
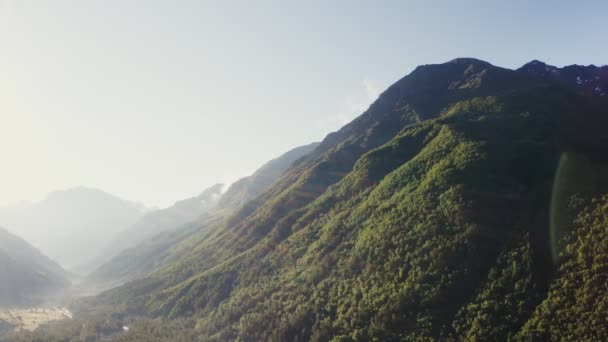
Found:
0,226 -> 70,307
88,183 -> 225,273
0,187 -> 145,270
85,142 -> 320,291
9,58 -> 608,341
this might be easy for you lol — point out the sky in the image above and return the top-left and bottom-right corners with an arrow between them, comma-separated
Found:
1,0 -> 607,208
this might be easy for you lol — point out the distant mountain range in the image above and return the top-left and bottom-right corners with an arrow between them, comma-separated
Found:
9,58 -> 608,341
0,187 -> 145,270
0,226 -> 69,306
86,142 -> 319,290
87,183 -> 225,272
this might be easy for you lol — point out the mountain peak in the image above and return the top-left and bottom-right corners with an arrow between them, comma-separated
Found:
197,183 -> 224,199
447,57 -> 493,67
518,59 -> 559,75
518,59 -> 608,96
523,59 -> 548,66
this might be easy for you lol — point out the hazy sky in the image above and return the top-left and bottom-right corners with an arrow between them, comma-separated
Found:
1,0 -> 607,208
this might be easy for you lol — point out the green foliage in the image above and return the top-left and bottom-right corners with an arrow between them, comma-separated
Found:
518,196 -> 608,340
19,59 -> 608,341
127,88 -> 568,340
451,233 -> 542,341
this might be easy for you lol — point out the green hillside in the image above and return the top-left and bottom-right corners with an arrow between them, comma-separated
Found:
9,58 -> 608,341
85,142 -> 319,291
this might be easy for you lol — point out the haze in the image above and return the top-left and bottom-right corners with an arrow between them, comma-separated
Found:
1,1 -> 608,339
1,0 -> 607,208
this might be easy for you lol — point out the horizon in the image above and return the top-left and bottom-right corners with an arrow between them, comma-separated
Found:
2,0 -> 607,208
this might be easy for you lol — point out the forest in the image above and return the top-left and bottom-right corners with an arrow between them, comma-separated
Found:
6,58 -> 608,341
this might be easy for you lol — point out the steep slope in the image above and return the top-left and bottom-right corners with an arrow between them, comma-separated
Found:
140,89 -> 572,341
12,58 -> 608,341
217,142 -> 320,210
519,60 -> 608,96
518,195 -> 608,340
84,215 -> 221,292
99,58 -> 546,298
86,143 -> 319,290
0,187 -> 144,269
93,183 -> 224,269
100,59 -> 603,341
0,227 -> 70,306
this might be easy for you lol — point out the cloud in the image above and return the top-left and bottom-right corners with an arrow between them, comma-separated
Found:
318,78 -> 382,133
363,79 -> 381,101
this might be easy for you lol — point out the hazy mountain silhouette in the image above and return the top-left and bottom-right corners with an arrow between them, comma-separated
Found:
0,187 -> 144,270
89,184 -> 224,272
0,226 -> 70,306
86,143 -> 319,290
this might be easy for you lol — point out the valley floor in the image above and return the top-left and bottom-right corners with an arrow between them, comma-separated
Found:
0,307 -> 72,332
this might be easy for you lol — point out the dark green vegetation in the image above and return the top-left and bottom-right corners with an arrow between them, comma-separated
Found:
519,195 -> 608,340
0,227 -> 69,306
8,58 -> 608,341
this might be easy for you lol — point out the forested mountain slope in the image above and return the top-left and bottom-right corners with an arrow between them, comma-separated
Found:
11,58 -> 608,341
0,227 -> 70,306
95,58 -> 607,341
86,143 -> 319,290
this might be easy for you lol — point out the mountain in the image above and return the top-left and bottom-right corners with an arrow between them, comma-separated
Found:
85,143 -> 319,290
0,187 -> 145,270
217,142 -> 321,210
10,58 -> 608,341
0,227 -> 70,307
518,59 -> 608,96
91,183 -> 224,270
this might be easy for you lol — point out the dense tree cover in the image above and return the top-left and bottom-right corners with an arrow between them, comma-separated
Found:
8,58 -> 608,341
450,232 -> 543,341
519,196 -> 608,340
144,89 -> 566,341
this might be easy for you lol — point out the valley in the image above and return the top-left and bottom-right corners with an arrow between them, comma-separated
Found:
0,307 -> 72,333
